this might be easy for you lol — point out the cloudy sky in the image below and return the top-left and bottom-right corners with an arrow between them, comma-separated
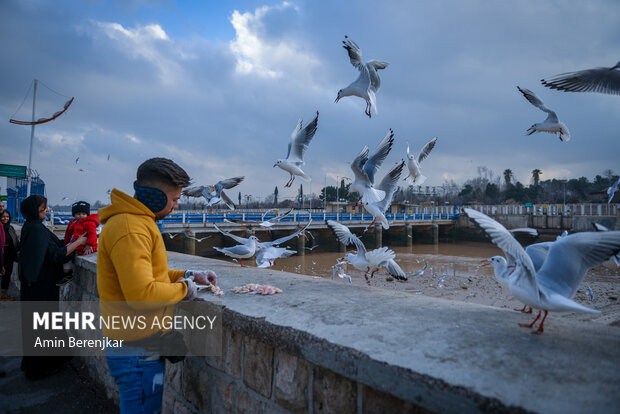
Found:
1,0 -> 619,206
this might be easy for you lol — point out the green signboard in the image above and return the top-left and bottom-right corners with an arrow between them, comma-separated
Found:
525,202 -> 533,207
0,164 -> 27,178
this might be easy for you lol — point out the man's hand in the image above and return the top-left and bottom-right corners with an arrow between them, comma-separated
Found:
75,232 -> 88,246
178,277 -> 197,300
185,270 -> 217,286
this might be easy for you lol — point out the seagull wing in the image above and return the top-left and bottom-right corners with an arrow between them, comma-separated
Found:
364,129 -> 394,184
220,191 -> 236,210
268,208 -> 294,223
541,64 -> 620,95
326,220 -> 366,256
367,60 -> 388,93
374,161 -> 405,212
182,185 -> 205,198
217,176 -> 245,190
385,259 -> 407,280
342,36 -> 364,70
287,111 -> 319,163
351,146 -> 370,185
262,220 -> 312,248
214,223 -> 249,245
464,208 -> 539,299
517,86 -> 554,114
592,222 -> 609,232
417,137 -> 437,164
537,231 -> 620,298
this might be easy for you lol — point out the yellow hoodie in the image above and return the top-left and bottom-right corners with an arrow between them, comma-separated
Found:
97,188 -> 187,341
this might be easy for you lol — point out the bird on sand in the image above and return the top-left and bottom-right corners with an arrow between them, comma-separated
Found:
466,208 -> 620,333
327,220 -> 407,283
335,36 -> 388,118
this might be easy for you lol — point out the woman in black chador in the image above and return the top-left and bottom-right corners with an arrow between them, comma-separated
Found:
19,195 -> 87,379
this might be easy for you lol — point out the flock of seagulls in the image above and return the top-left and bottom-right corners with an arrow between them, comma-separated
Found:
177,38 -> 619,334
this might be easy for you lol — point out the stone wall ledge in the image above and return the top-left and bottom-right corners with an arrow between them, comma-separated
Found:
77,252 -> 620,414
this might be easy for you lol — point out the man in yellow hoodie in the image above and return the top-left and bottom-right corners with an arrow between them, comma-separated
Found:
98,157 -> 217,413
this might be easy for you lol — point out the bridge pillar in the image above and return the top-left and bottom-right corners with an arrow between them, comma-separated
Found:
406,224 -> 413,247
184,229 -> 196,256
431,224 -> 439,245
375,224 -> 383,248
296,233 -> 305,256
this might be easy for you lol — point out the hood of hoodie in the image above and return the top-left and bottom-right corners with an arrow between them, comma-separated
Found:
98,188 -> 155,225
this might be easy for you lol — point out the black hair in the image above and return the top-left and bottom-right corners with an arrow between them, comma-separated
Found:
136,158 -> 190,189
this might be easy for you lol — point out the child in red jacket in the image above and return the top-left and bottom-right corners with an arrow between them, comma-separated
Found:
57,201 -> 99,286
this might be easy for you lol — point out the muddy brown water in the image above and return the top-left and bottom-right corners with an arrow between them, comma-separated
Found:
211,241 -> 620,327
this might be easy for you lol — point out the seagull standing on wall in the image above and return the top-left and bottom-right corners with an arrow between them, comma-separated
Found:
335,36 -> 389,118
274,111 -> 319,187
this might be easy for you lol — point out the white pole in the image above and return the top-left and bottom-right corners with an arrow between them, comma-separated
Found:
27,79 -> 38,197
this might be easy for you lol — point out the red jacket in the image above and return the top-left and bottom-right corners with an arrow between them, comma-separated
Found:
64,214 -> 99,255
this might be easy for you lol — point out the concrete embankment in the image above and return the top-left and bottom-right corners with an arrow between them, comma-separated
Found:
63,252 -> 620,414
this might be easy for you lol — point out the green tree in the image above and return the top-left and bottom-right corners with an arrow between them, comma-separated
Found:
531,169 -> 542,187
503,169 -> 513,189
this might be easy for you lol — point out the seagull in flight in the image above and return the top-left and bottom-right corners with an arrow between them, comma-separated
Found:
541,60 -> 620,95
183,176 -> 244,210
607,177 -> 620,204
405,137 -> 437,185
591,222 -> 620,266
224,208 -> 293,229
466,208 -> 620,333
350,128 -> 394,206
274,111 -> 319,187
517,86 -> 570,142
363,160 -> 405,230
335,36 -> 388,118
256,246 -> 297,268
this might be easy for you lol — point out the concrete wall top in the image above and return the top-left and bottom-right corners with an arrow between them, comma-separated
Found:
78,253 -> 620,414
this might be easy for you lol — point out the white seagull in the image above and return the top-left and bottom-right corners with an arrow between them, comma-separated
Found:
350,129 -> 394,206
591,222 -> 620,266
213,235 -> 259,267
607,177 -> 620,204
256,246 -> 297,268
183,176 -> 244,210
541,60 -> 620,95
517,86 -> 570,142
224,208 -> 293,229
363,160 -> 405,230
466,208 -> 620,333
335,36 -> 388,118
214,220 -> 311,266
274,111 -> 319,187
327,220 -> 408,283
405,137 -> 437,185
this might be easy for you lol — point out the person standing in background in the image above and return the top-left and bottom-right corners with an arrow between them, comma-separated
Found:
1,210 -> 19,300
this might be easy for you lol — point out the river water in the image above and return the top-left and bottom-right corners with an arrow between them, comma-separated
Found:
212,241 -> 620,325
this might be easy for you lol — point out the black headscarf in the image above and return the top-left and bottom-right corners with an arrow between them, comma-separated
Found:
19,195 -> 50,283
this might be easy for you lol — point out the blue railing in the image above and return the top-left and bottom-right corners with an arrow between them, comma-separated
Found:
49,211 -> 460,225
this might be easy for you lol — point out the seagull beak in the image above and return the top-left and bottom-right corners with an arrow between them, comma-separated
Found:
334,96 -> 340,103
273,163 -> 277,167
480,259 -> 491,267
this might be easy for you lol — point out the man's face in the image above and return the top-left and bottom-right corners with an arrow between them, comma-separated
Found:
154,186 -> 182,220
